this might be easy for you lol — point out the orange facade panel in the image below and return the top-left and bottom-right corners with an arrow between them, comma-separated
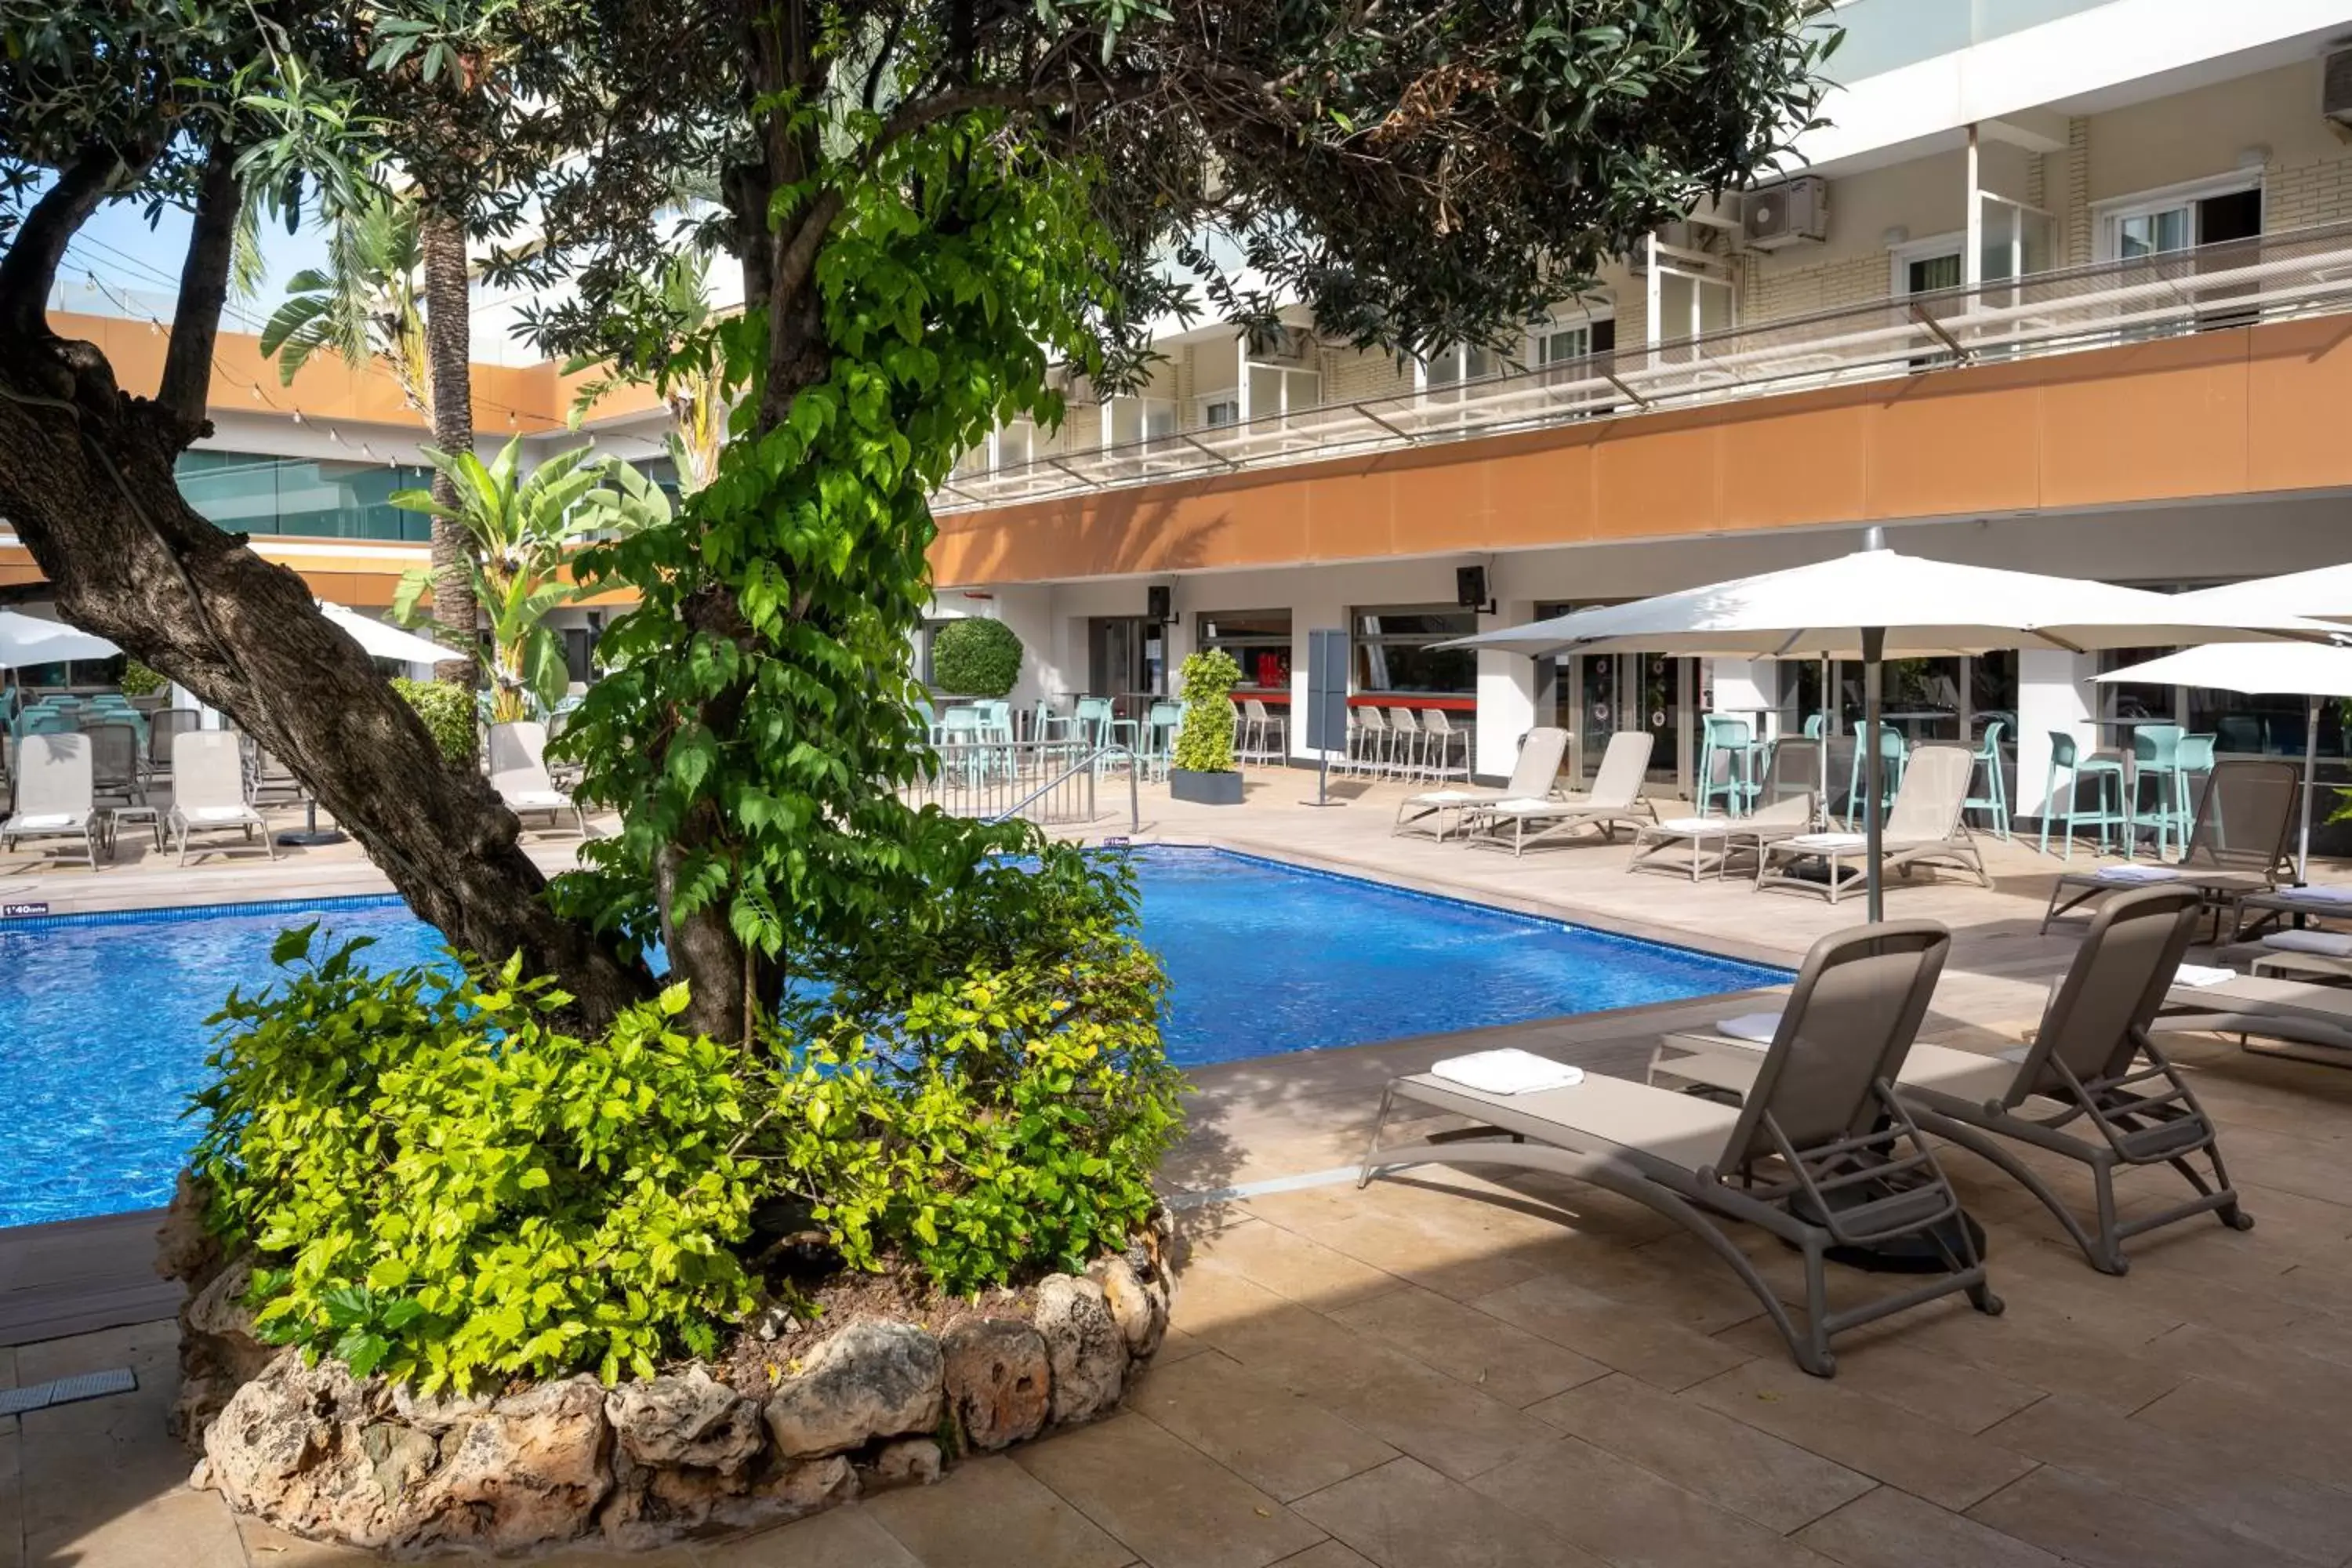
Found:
930,318 -> 2352,587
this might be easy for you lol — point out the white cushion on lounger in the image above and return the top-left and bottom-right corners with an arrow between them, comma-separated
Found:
9,813 -> 77,829
183,805 -> 255,823
1428,1049 -> 1586,1095
505,789 -> 571,809
1657,817 -> 1728,834
2272,884 -> 2352,907
1486,797 -> 1554,812
1410,790 -> 1481,804
2093,864 -> 2180,883
2263,929 -> 2352,958
1715,1011 -> 1781,1044
2174,964 -> 2239,988
1785,832 -> 1867,850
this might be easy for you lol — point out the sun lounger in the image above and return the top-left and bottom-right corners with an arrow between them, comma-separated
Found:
167,731 -> 278,864
2231,881 -> 2352,941
2041,758 -> 2297,936
2158,967 -> 2352,1057
1755,743 -> 1986,904
1361,920 -> 1998,1377
1393,727 -> 1567,841
490,720 -> 588,836
1630,738 -> 1820,883
1,732 -> 103,870
1463,730 -> 1657,856
1904,885 -> 2248,1275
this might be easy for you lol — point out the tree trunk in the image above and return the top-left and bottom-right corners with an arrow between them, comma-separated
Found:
0,332 -> 652,1029
419,212 -> 479,704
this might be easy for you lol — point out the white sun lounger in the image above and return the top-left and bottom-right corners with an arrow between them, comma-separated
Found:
490,721 -> 588,837
1,732 -> 103,870
1363,920 -> 1998,1377
168,731 -> 278,864
1463,731 -> 1657,857
1756,743 -> 1986,903
1393,727 -> 1567,841
1630,738 -> 1820,883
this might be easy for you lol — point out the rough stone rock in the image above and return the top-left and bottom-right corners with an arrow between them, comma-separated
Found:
154,1171 -> 223,1285
392,1376 -> 612,1554
172,1251 -> 281,1446
607,1370 -> 764,1471
1090,1256 -> 1168,1359
202,1349 -> 408,1548
764,1323 -> 946,1458
1032,1275 -> 1126,1425
388,1383 -> 495,1434
941,1316 -> 1049,1452
860,1438 -> 943,1491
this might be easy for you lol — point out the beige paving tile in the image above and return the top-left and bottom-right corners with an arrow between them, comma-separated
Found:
2135,1319 -> 2352,1412
1290,1457 -> 1601,1568
23,1484 -> 244,1568
1708,1316 -> 2043,1436
1124,1351 -> 1399,1502
0,1429 -> 19,1568
1472,1273 -> 1753,1392
1815,1290 -> 2186,1415
1269,1544 -> 1376,1568
1684,1360 -> 2038,1512
530,1546 -> 702,1566
2125,1373 -> 2352,1494
1169,1256 -> 1323,1341
1471,1433 -> 1840,1568
1993,1236 -> 2300,1339
863,1454 -> 1131,1568
1526,1374 -> 1875,1534
1326,1286 -> 1610,1407
1151,1326 -> 1209,1365
1012,1412 -> 1325,1568
1964,1465 -> 2296,1568
1792,1485 -> 2065,1568
234,1516 -> 380,1565
693,1504 -> 924,1566
1186,1218 -> 1406,1312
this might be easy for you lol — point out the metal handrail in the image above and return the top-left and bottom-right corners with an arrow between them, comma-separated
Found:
986,741 -> 1142,835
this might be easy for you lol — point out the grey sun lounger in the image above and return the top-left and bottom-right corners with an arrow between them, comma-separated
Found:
1362,920 -> 1999,1377
2041,758 -> 2298,936
1755,743 -> 1987,904
1393,727 -> 1567,841
2158,969 -> 2352,1058
168,731 -> 278,864
2230,882 -> 2352,942
1463,730 -> 1657,856
1904,885 -> 2249,1276
1630,737 -> 1820,883
1,731 -> 103,870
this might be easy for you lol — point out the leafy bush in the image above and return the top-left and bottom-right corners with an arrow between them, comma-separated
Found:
118,658 -> 168,698
392,677 -> 476,768
1171,648 -> 1241,773
191,929 -> 760,1392
931,617 -> 1023,698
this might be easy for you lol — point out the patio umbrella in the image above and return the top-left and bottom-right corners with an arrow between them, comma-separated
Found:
1449,530 -> 2339,920
2169,564 -> 2352,628
2095,641 -> 2352,882
0,610 -> 119,670
321,603 -> 456,669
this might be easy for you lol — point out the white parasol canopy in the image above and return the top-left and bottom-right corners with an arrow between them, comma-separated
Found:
2165,564 -> 2352,627
1450,533 -> 2341,919
321,603 -> 456,668
2095,641 -> 2352,880
0,609 -> 120,670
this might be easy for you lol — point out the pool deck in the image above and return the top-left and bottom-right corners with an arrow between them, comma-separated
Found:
12,775 -> 2352,1567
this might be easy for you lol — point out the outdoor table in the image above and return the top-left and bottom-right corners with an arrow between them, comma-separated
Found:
101,804 -> 158,856
1878,709 -> 1958,742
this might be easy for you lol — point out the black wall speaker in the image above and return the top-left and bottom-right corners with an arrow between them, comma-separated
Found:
1147,585 -> 1172,623
1456,565 -> 1489,610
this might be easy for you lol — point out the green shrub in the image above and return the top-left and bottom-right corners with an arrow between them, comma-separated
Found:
930,617 -> 1023,698
118,659 -> 168,698
393,676 -> 475,768
191,929 -> 760,1392
1171,648 -> 1241,773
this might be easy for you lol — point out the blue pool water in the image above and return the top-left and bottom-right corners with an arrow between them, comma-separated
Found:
0,847 -> 1784,1227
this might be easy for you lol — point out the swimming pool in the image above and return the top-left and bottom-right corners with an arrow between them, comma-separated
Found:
0,846 -> 1784,1226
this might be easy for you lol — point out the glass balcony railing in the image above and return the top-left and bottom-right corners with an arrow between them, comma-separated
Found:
935,219 -> 2352,516
1816,0 -> 2126,85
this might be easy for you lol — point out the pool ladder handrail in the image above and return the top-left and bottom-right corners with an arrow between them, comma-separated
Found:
985,739 -> 1142,835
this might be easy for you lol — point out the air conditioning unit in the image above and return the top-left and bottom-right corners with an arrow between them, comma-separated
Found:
1743,176 -> 1829,250
1624,220 -> 1697,270
2326,48 -> 2352,127
1265,324 -> 1312,362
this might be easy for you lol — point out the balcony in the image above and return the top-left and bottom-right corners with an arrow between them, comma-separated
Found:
932,220 -> 2352,518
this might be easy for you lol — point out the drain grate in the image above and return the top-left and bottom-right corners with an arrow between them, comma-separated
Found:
0,1367 -> 136,1417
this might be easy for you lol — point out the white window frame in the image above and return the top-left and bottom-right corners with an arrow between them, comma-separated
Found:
1888,230 -> 1966,297
1198,394 -> 1241,428
1525,305 -> 1615,368
2093,171 -> 2263,262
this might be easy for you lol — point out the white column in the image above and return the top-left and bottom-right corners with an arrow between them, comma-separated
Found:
2016,648 -> 2096,818
1234,334 -> 1250,424
1709,659 -> 1778,741
1475,599 -> 1539,782
1291,586 -> 1346,764
1963,124 -> 1984,289
1644,234 -> 1662,368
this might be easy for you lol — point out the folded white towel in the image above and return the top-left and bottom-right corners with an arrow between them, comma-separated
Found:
1413,790 -> 1479,805
183,805 -> 256,823
2095,864 -> 2181,883
2272,884 -> 2352,907
505,790 -> 570,809
1787,832 -> 1867,850
1428,1049 -> 1586,1096
2173,964 -> 2238,988
1714,1011 -> 1782,1044
9,812 -> 77,829
2262,929 -> 2352,958
1657,816 -> 1729,834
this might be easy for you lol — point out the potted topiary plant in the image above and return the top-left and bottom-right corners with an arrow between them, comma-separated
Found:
1169,647 -> 1246,805
930,616 -> 1023,699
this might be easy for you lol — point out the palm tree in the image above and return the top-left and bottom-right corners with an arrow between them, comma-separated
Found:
256,186 -> 430,412
390,437 -> 669,723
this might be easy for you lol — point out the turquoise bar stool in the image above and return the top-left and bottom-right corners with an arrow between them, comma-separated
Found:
1144,700 -> 1182,781
2177,732 -> 2216,820
1964,720 -> 2011,840
1697,714 -> 1759,817
1844,722 -> 1907,829
2129,724 -> 2189,861
1802,713 -> 1827,739
2039,731 -> 2125,859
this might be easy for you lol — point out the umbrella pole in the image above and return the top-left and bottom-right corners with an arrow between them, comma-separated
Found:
1864,629 -> 1886,921
1817,654 -> 1831,828
2303,694 -> 2319,884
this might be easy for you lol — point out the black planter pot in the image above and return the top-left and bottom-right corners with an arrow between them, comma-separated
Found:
1169,768 -> 1244,806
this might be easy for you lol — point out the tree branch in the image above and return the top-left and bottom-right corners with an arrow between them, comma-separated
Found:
0,144 -> 131,338
155,140 -> 243,442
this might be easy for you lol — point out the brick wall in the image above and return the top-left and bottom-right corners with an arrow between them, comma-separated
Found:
2265,147 -> 2352,230
1740,252 -> 1889,325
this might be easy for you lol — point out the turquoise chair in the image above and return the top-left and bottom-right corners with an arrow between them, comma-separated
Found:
1697,714 -> 1759,817
2038,731 -> 2125,859
1843,722 -> 1907,829
2178,732 -> 2216,800
1802,713 -> 1826,739
2128,724 -> 2189,862
1963,720 -> 2011,840
1143,700 -> 1183,781
19,710 -> 74,737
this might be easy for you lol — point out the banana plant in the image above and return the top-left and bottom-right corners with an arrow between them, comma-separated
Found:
390,437 -> 670,723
